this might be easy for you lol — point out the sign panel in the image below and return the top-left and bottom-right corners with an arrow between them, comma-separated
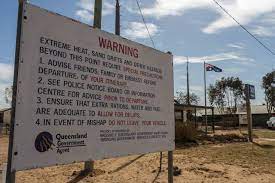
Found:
11,3 -> 174,171
245,84 -> 255,100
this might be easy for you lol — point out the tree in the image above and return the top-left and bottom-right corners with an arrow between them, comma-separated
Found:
5,86 -> 13,104
208,77 -> 244,114
208,83 -> 225,114
175,91 -> 200,105
262,71 -> 275,116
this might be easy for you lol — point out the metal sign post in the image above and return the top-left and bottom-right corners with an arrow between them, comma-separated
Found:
168,151 -> 173,183
6,0 -> 25,182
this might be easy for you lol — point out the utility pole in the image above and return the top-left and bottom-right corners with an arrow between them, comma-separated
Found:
84,0 -> 102,173
115,0 -> 120,35
245,85 -> 253,142
204,61 -> 208,134
186,57 -> 191,122
93,0 -> 102,28
186,57 -> 190,105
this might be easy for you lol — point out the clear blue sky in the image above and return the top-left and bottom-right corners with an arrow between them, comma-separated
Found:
1,0 -> 275,108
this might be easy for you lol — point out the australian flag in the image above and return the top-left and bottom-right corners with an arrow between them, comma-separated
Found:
205,63 -> 222,72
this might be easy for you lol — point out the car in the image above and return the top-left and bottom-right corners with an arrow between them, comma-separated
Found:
267,117 -> 275,129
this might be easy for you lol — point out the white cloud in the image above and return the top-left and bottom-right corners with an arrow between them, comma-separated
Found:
227,43 -> 245,49
260,12 -> 275,25
224,67 -> 246,74
177,85 -> 204,93
141,0 -> 275,35
75,0 -> 114,23
0,63 -> 13,108
142,0 -> 212,18
76,9 -> 93,23
0,83 -> 11,109
190,85 -> 204,93
0,63 -> 13,82
201,0 -> 275,34
174,52 -> 253,64
251,26 -> 275,37
123,22 -> 159,40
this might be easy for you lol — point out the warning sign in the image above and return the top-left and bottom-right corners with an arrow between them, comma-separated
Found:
11,3 -> 174,171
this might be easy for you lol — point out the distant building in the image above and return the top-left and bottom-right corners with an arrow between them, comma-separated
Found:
200,105 -> 275,127
0,108 -> 12,125
237,105 -> 275,127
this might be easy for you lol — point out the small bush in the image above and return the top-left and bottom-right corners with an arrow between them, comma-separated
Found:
175,121 -> 198,142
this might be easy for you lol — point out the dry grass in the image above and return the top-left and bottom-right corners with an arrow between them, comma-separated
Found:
242,129 -> 275,139
175,122 -> 198,143
1,129 -> 275,182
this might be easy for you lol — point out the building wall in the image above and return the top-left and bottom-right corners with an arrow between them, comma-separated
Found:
239,114 -> 248,125
3,110 -> 11,124
0,113 -> 3,124
252,114 -> 270,127
239,113 -> 274,127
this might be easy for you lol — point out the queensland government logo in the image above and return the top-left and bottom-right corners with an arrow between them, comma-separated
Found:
35,131 -> 55,152
35,131 -> 87,154
56,132 -> 87,154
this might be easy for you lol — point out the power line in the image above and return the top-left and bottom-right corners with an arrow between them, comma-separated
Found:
135,0 -> 156,48
212,0 -> 275,56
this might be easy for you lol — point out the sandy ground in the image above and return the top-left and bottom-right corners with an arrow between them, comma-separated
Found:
1,129 -> 275,183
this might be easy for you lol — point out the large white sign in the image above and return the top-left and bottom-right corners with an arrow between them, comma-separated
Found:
11,3 -> 174,171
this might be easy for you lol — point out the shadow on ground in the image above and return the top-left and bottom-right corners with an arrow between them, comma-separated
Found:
67,169 -> 105,183
108,154 -> 145,174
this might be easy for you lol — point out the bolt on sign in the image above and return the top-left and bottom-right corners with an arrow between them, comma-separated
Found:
9,3 -> 174,171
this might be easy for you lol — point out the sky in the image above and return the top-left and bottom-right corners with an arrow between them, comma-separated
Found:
0,0 -> 275,108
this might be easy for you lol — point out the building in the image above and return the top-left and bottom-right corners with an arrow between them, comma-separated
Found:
0,108 -> 12,125
237,105 -> 275,127
202,105 -> 275,128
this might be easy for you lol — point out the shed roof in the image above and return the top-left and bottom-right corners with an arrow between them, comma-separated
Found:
0,108 -> 12,113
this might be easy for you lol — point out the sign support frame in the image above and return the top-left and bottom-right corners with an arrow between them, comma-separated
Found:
6,0 -> 25,182
168,151 -> 173,183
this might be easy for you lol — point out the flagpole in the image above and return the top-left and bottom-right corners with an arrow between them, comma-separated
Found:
204,61 -> 208,134
187,57 -> 190,105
